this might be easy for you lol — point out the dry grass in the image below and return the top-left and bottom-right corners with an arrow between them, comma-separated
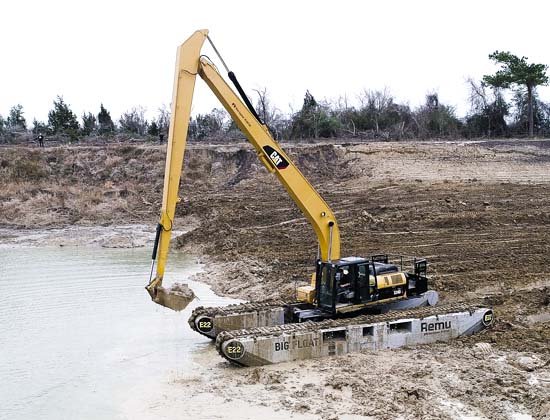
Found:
0,145 -> 165,228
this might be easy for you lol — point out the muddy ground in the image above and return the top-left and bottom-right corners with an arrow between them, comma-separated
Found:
1,139 -> 549,419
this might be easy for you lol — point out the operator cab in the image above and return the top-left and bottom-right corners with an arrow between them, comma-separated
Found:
315,255 -> 428,315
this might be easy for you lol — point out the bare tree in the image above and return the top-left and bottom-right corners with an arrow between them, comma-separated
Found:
119,106 -> 148,135
190,108 -> 228,141
332,95 -> 356,136
467,77 -> 489,112
253,88 -> 285,139
157,105 -> 170,135
466,77 -> 508,137
358,88 -> 394,133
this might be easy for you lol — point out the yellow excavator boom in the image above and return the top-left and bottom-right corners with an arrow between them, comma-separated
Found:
146,29 -> 340,302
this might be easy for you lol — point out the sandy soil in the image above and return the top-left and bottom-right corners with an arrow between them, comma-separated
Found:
2,139 -> 549,419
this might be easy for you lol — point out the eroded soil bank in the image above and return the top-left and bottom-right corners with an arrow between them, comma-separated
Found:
2,139 -> 549,419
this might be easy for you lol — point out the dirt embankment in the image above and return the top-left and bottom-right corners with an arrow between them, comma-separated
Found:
2,139 -> 550,419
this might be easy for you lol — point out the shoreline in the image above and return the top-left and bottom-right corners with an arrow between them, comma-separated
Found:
0,224 -> 158,248
0,224 -> 268,302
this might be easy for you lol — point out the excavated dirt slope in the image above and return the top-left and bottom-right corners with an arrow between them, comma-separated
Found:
1,139 -> 549,419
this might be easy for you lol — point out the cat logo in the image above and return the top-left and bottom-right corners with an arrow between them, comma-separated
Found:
270,151 -> 283,166
263,145 -> 289,169
482,310 -> 494,327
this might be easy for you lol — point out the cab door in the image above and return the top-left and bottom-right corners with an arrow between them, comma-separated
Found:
357,264 -> 370,302
317,263 -> 335,312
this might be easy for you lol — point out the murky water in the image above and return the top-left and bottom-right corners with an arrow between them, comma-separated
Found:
0,246 -> 239,420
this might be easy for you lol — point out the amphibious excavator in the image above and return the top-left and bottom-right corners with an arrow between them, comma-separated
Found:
145,30 -> 493,366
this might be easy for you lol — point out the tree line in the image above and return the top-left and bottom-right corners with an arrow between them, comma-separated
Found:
0,96 -> 171,144
1,51 -> 548,144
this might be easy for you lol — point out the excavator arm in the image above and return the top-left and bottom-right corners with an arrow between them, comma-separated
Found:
146,29 -> 340,304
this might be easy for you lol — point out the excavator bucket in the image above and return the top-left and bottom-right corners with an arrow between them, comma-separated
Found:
146,279 -> 195,312
145,228 -> 196,312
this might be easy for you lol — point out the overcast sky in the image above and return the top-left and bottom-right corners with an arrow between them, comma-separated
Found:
2,0 -> 550,124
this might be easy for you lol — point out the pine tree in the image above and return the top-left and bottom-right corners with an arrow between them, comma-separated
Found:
290,91 -> 340,138
81,112 -> 97,135
97,104 -> 115,134
148,121 -> 159,136
483,51 -> 548,137
48,96 -> 79,134
6,104 -> 26,130
32,119 -> 48,135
